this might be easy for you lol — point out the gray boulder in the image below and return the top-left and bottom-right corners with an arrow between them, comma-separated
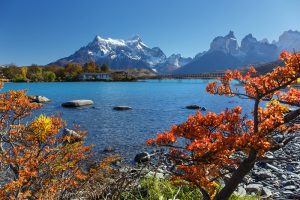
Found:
62,128 -> 83,144
134,152 -> 151,163
253,170 -> 273,180
201,107 -> 207,111
235,186 -> 247,196
245,185 -> 272,198
261,187 -> 273,198
62,100 -> 94,107
29,95 -> 50,103
284,185 -> 296,191
245,183 -> 263,193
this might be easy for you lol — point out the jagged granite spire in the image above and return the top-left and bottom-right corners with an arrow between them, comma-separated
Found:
209,31 -> 239,54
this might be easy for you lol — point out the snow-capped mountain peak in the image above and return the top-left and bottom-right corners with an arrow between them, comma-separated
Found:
125,35 -> 148,50
127,35 -> 142,42
166,54 -> 192,68
93,35 -> 126,46
154,53 -> 192,74
51,35 -> 173,71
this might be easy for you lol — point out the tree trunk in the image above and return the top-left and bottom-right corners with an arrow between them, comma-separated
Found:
199,187 -> 211,200
214,150 -> 257,200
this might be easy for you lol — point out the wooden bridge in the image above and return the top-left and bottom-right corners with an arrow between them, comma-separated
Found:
153,72 -> 226,79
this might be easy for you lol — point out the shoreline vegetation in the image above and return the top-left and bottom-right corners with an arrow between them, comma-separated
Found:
0,61 -> 157,83
1,61 -> 300,84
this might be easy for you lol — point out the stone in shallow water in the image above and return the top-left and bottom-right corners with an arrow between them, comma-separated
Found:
134,152 -> 150,163
62,128 -> 83,144
62,100 -> 94,107
103,146 -> 115,153
29,95 -> 50,103
185,104 -> 200,109
201,107 -> 207,111
113,106 -> 132,111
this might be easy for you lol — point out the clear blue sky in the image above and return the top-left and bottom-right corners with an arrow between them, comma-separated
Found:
1,0 -> 300,66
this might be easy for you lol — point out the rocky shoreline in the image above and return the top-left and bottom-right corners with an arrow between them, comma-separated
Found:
131,132 -> 300,199
240,133 -> 300,199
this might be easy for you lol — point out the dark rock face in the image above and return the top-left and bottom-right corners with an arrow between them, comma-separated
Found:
209,31 -> 239,55
240,34 -> 278,64
175,50 -> 242,74
276,30 -> 300,52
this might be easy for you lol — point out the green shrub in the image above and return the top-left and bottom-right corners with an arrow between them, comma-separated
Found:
12,74 -> 27,82
122,176 -> 202,200
43,71 -> 56,82
121,177 -> 260,200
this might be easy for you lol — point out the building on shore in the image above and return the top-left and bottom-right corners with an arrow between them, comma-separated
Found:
78,71 -> 131,81
78,72 -> 111,81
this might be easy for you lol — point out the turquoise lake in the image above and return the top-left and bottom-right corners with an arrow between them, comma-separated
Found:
2,80 -> 253,160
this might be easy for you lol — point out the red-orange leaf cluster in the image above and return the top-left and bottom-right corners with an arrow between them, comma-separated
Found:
0,89 -> 92,199
148,51 -> 300,199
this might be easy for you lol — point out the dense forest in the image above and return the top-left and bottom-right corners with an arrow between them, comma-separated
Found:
0,62 -> 115,82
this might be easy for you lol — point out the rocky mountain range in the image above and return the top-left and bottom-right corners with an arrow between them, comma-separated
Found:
276,30 -> 300,52
50,30 -> 300,74
175,30 -> 300,74
50,35 -> 191,74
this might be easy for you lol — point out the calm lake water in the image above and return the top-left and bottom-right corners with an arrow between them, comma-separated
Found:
2,80 -> 253,160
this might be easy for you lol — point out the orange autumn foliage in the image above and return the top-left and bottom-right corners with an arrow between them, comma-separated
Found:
148,51 -> 300,199
0,89 -> 92,199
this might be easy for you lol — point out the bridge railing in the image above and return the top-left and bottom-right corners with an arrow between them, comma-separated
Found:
154,73 -> 225,79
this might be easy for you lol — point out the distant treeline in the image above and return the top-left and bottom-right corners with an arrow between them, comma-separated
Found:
0,62 -> 111,82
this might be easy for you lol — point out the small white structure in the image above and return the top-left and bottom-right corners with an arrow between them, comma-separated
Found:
79,73 -> 111,80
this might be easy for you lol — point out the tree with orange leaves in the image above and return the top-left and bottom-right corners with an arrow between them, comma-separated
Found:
147,51 -> 300,200
0,85 -> 92,199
